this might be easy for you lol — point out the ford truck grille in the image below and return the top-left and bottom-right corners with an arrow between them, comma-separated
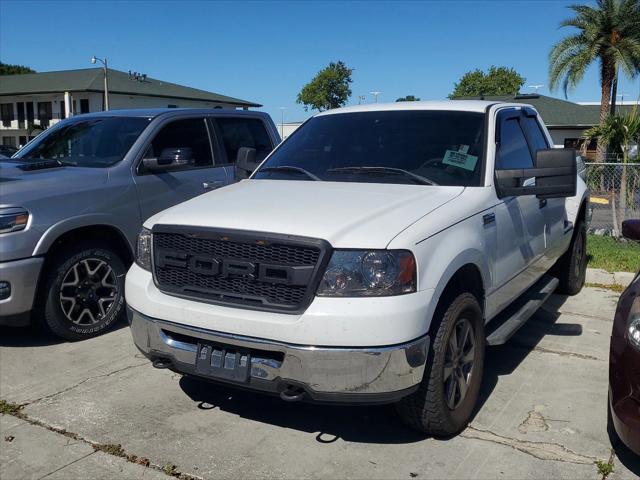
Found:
152,226 -> 331,314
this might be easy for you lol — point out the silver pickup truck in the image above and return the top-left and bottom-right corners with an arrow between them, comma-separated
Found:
0,108 -> 279,340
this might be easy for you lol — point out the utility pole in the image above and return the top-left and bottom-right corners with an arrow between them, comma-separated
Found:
370,91 -> 381,103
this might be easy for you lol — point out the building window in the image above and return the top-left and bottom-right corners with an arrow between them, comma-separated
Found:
80,99 -> 90,114
26,102 -> 34,125
16,103 -> 25,129
19,135 -> 27,146
2,136 -> 16,147
60,100 -> 66,120
167,104 -> 178,108
1,103 -> 14,127
37,102 -> 53,127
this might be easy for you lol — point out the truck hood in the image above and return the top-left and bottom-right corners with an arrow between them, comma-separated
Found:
0,160 -> 109,206
147,179 -> 464,248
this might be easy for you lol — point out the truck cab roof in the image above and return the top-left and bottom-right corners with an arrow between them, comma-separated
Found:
317,100 -> 533,116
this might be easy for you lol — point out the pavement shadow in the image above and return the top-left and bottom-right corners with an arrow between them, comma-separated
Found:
474,293 -> 577,415
179,294 -> 579,444
179,375 -> 425,444
0,317 -> 128,347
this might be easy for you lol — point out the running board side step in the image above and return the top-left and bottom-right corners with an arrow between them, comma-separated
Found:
485,275 -> 559,346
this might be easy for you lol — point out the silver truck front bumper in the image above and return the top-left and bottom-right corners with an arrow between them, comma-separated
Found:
0,256 -> 44,326
128,307 -> 429,403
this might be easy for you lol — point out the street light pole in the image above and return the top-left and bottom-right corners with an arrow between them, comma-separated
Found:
370,91 -> 381,103
91,56 -> 109,111
279,107 -> 286,140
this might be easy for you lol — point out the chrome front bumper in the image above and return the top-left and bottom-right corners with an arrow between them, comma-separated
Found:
128,307 -> 429,403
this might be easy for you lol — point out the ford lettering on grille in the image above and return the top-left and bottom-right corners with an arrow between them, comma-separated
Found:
152,227 -> 329,313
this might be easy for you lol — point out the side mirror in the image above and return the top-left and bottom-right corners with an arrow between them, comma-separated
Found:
236,147 -> 258,179
143,147 -> 194,172
495,148 -> 577,199
622,219 -> 640,241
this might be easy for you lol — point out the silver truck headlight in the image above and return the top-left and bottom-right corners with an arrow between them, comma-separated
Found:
317,250 -> 416,297
0,208 -> 29,234
136,228 -> 152,271
628,297 -> 640,351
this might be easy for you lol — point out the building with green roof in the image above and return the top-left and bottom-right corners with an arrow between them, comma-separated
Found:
0,67 -> 260,147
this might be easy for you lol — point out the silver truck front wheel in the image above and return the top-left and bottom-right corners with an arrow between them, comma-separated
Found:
43,244 -> 126,341
59,258 -> 119,326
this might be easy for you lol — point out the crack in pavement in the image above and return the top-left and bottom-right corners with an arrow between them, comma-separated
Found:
1,410 -> 201,480
27,362 -> 149,406
507,341 -> 602,361
461,426 -> 597,464
37,450 -> 96,480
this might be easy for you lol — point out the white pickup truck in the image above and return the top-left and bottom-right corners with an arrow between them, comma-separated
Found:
126,101 -> 589,435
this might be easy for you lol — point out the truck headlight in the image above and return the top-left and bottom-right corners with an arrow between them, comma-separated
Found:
628,297 -> 640,351
0,208 -> 29,234
136,228 -> 152,271
317,250 -> 416,297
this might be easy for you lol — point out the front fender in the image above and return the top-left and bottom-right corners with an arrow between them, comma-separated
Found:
32,214 -> 136,256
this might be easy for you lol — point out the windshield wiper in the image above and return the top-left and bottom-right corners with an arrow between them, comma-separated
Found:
326,166 -> 438,186
258,165 -> 321,181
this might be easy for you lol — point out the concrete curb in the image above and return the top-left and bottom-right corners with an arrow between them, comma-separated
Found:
586,268 -> 636,287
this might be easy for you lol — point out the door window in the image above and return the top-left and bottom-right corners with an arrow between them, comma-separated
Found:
522,117 -> 549,153
142,118 -> 213,172
216,117 -> 272,164
497,117 -> 533,169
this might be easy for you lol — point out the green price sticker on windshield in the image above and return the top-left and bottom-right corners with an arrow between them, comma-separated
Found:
442,150 -> 478,171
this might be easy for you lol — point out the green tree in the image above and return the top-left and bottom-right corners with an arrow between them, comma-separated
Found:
583,108 -> 640,234
0,62 -> 35,75
549,0 -> 640,162
449,66 -> 525,98
297,61 -> 353,111
396,95 -> 421,102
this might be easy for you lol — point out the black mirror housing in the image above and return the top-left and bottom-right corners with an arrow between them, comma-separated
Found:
495,148 -> 577,199
143,147 -> 194,172
236,147 -> 258,179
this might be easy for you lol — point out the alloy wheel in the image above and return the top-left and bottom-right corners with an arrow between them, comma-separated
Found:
59,258 -> 119,325
443,316 -> 476,410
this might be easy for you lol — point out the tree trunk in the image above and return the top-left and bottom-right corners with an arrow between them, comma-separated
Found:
610,68 -> 618,116
597,59 -> 614,163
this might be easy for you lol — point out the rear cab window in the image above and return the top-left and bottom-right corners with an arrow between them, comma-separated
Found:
215,117 -> 273,165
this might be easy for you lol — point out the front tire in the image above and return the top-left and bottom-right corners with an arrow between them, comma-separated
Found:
42,243 -> 126,341
554,219 -> 587,295
396,292 -> 485,436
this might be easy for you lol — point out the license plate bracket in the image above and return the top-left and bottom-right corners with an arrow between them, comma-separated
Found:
195,343 -> 251,383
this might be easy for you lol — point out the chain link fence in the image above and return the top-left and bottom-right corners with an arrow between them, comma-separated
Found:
585,160 -> 640,236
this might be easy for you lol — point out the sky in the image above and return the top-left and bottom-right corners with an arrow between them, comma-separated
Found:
1,0 -> 639,123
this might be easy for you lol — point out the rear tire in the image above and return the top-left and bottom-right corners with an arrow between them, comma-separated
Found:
42,243 -> 126,341
554,220 -> 587,295
396,292 -> 484,436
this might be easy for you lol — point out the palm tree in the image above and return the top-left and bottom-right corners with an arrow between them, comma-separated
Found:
583,108 -> 640,234
549,0 -> 640,162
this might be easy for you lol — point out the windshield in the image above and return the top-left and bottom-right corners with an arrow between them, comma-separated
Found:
16,117 -> 151,167
254,110 -> 485,186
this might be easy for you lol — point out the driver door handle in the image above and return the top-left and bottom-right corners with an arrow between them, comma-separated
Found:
203,180 -> 224,192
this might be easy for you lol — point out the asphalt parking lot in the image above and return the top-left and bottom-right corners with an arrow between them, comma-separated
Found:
1,286 -> 639,480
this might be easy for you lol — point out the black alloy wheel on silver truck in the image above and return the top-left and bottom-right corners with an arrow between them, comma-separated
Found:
42,243 -> 126,340
396,292 -> 485,436
553,219 -> 587,296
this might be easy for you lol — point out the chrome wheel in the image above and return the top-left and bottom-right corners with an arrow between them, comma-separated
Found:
59,258 -> 119,325
443,316 -> 476,410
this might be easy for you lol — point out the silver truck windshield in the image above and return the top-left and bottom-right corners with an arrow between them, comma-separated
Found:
254,110 -> 485,186
16,117 -> 151,168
